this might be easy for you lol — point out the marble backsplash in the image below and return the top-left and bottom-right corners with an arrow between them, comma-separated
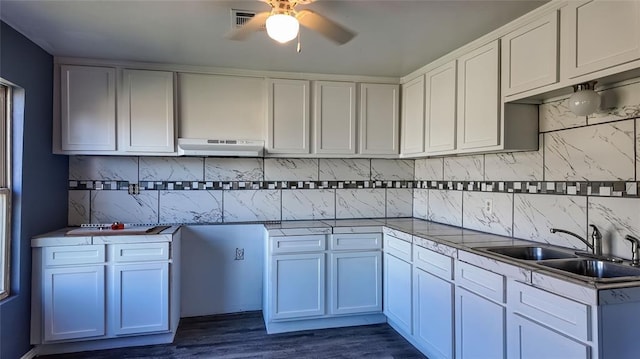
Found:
68,158 -> 415,225
414,79 -> 640,260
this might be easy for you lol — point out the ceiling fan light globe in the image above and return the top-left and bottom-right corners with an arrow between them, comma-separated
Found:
266,14 -> 299,43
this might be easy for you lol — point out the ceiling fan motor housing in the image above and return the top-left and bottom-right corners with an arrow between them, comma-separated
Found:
270,0 -> 298,15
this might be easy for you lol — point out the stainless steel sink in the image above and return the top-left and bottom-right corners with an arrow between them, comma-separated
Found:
538,259 -> 640,279
482,246 -> 579,261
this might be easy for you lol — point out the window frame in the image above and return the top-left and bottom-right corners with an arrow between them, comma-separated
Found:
0,83 -> 11,301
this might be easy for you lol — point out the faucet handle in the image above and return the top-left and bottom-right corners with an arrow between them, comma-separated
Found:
624,235 -> 640,250
624,235 -> 640,266
589,224 -> 602,239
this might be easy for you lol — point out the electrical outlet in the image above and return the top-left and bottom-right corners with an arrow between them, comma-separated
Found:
484,199 -> 493,214
235,248 -> 244,261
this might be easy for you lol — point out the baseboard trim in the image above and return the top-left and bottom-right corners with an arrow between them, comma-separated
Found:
265,313 -> 387,334
20,347 -> 38,359
34,331 -> 176,356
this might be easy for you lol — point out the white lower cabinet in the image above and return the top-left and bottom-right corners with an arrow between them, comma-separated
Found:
411,244 -> 455,359
383,237 -> 413,335
270,253 -> 326,320
413,267 -> 454,359
264,233 -> 384,333
32,236 -> 180,353
507,280 -> 592,359
112,262 -> 169,335
455,261 -> 506,359
509,314 -> 590,359
329,251 -> 382,315
43,265 -> 106,341
455,287 -> 506,359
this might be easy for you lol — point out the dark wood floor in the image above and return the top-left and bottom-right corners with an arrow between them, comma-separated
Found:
40,312 -> 427,358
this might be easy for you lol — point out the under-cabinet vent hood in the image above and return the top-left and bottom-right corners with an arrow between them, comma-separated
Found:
177,138 -> 264,157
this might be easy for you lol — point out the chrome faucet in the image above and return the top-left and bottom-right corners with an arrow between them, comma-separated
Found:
550,225 -> 602,255
624,235 -> 640,267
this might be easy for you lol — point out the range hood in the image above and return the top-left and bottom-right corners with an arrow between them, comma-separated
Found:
177,138 -> 264,157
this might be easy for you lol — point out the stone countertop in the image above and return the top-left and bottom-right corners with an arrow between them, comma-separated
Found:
31,225 -> 181,247
266,218 -> 640,298
265,218 -> 389,236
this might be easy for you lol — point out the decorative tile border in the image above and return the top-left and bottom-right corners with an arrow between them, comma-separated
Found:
68,179 -> 640,197
69,180 -> 416,191
69,180 -> 131,190
415,181 -> 640,198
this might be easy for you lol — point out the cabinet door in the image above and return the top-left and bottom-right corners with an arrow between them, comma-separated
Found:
457,40 -> 500,150
562,0 -> 640,78
177,73 -> 265,140
502,11 -> 559,96
401,76 -> 425,156
270,253 -> 325,320
455,287 -> 505,359
329,251 -> 382,315
43,265 -> 105,341
425,61 -> 457,154
359,83 -> 399,155
60,65 -> 116,151
508,314 -> 591,359
112,262 -> 169,335
267,79 -> 310,154
414,268 -> 454,359
314,81 -> 356,154
383,252 -> 412,334
121,69 -> 175,152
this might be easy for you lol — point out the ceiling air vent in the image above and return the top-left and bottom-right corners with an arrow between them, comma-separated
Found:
232,9 -> 263,29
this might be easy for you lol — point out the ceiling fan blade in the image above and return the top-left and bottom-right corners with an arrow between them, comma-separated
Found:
226,11 -> 271,41
296,9 -> 356,45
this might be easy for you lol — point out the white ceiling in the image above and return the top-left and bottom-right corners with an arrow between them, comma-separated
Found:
0,0 -> 548,78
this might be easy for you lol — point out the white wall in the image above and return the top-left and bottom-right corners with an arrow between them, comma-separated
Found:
179,225 -> 264,317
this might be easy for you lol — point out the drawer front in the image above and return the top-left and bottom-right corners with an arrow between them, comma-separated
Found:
456,261 -> 505,303
331,233 -> 382,251
44,245 -> 105,266
413,245 -> 453,280
384,235 -> 412,262
270,235 -> 326,254
111,242 -> 170,262
509,280 -> 590,341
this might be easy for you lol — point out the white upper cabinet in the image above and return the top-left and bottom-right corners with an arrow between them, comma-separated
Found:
120,69 -> 175,153
562,0 -> 640,79
60,65 -> 116,151
313,81 -> 356,154
58,65 -> 177,155
424,61 -> 457,155
456,40 -> 501,151
359,83 -> 399,155
401,76 -> 425,156
177,73 -> 265,140
267,79 -> 311,154
502,11 -> 559,97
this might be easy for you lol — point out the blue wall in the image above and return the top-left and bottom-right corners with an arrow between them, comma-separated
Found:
0,21 -> 68,359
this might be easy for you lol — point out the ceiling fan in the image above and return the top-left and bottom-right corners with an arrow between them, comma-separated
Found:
227,0 -> 356,45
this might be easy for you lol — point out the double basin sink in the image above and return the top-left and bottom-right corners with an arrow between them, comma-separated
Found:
478,246 -> 640,282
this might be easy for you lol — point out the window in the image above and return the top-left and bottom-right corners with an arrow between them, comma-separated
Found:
0,84 -> 10,300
